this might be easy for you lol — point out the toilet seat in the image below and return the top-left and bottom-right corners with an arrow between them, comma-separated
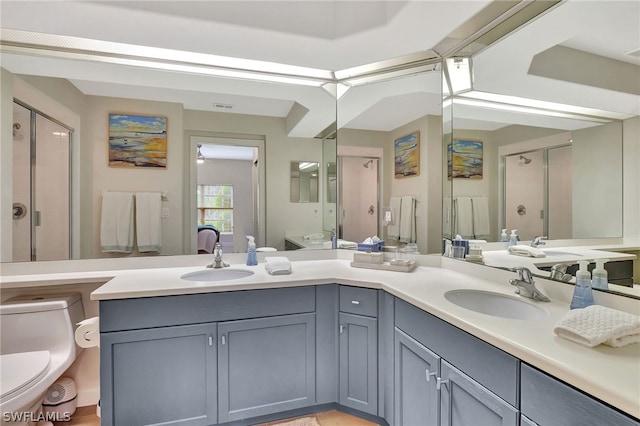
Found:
0,351 -> 50,402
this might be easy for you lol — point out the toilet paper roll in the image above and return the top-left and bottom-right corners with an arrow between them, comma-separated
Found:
75,317 -> 100,348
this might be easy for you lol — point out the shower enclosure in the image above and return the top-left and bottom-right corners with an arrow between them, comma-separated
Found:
503,145 -> 572,241
12,101 -> 72,261
338,156 -> 380,243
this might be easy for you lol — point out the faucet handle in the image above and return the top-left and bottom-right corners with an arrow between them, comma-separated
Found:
511,266 -> 533,283
531,236 -> 548,247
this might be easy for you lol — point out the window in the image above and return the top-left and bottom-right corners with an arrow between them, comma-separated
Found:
197,184 -> 233,232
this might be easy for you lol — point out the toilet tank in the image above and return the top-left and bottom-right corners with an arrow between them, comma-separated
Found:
0,293 -> 85,355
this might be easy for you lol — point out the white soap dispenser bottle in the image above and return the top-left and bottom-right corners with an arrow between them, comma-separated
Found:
570,260 -> 595,309
508,230 -> 518,247
592,259 -> 609,290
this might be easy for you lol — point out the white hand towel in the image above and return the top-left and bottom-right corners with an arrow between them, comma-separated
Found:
553,305 -> 640,348
454,197 -> 473,239
265,256 -> 292,275
399,196 -> 416,243
508,245 -> 546,258
471,196 -> 490,239
388,197 -> 402,240
135,192 -> 162,253
100,192 -> 134,253
197,229 -> 218,254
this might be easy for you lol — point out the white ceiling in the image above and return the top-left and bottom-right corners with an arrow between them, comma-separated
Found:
1,0 -> 639,138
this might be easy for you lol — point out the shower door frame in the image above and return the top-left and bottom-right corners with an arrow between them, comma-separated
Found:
13,99 -> 73,261
500,143 -> 571,241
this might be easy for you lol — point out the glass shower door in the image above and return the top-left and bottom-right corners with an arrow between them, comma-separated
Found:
12,101 -> 71,261
33,114 -> 70,260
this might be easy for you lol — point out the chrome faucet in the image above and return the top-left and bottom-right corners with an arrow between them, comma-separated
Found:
509,267 -> 550,302
208,242 -> 229,269
530,236 -> 547,248
549,263 -> 573,282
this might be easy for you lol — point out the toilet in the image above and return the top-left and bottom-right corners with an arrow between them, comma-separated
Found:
0,294 -> 84,425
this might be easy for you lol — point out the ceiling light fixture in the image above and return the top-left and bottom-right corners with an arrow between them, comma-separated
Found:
196,144 -> 205,164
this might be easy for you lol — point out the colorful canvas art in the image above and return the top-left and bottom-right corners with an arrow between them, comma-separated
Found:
449,140 -> 483,179
394,131 -> 420,178
109,114 -> 167,168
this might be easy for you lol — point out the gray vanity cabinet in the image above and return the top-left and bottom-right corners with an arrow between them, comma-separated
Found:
338,286 -> 379,415
521,364 -> 640,426
217,313 -> 316,423
394,328 -> 440,426
100,323 -> 218,426
100,286 -> 316,426
394,298 -> 520,426
440,361 -> 518,426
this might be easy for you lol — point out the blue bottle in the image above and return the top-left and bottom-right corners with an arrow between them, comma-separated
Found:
570,260 -> 594,309
246,236 -> 258,266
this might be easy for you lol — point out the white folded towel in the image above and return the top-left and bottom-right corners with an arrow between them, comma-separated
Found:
508,245 -> 546,258
471,196 -> 490,238
135,192 -> 162,252
399,196 -> 416,243
265,256 -> 292,275
553,305 -> 640,348
100,192 -> 134,253
454,197 -> 473,239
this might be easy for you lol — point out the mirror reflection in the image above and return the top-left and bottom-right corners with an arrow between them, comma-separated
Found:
290,162 -> 319,203
443,0 -> 639,298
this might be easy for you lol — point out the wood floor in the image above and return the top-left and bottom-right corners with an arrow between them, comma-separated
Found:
55,407 -> 378,426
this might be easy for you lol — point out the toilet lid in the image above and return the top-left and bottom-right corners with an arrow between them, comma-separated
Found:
0,351 -> 50,400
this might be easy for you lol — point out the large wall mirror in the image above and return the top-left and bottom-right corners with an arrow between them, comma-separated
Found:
443,1 -> 639,298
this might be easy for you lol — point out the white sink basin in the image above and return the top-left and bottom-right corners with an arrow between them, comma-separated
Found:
180,268 -> 255,282
444,289 -> 548,320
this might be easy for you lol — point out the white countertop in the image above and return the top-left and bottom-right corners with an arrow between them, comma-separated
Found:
1,252 -> 639,418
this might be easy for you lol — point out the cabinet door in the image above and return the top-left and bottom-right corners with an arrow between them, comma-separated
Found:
394,328 -> 440,426
339,312 -> 378,415
100,324 -> 217,426
218,313 -> 316,422
440,361 -> 518,426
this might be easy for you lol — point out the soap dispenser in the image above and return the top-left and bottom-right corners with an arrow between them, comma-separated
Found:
500,229 -> 508,248
246,236 -> 258,266
331,229 -> 337,249
570,260 -> 595,309
508,230 -> 518,247
592,259 -> 609,290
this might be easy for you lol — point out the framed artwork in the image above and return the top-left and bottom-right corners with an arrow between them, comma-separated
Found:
109,114 -> 167,168
448,140 -> 483,179
394,131 -> 420,178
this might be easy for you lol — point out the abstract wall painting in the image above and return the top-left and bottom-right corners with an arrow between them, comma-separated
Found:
394,131 -> 420,178
109,114 -> 167,168
448,140 -> 483,179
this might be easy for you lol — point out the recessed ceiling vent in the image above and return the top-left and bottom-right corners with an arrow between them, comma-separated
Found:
624,47 -> 640,58
213,103 -> 234,110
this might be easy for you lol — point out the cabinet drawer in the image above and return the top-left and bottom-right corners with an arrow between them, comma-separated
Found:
101,286 -> 315,332
521,363 -> 639,426
340,285 -> 378,317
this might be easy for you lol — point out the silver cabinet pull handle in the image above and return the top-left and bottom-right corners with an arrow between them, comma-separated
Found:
425,369 -> 437,382
221,335 -> 226,345
339,325 -> 344,333
436,377 -> 448,390
208,336 -> 213,346
351,300 -> 360,305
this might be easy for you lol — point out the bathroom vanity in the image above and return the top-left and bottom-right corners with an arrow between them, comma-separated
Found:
86,256 -> 640,426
